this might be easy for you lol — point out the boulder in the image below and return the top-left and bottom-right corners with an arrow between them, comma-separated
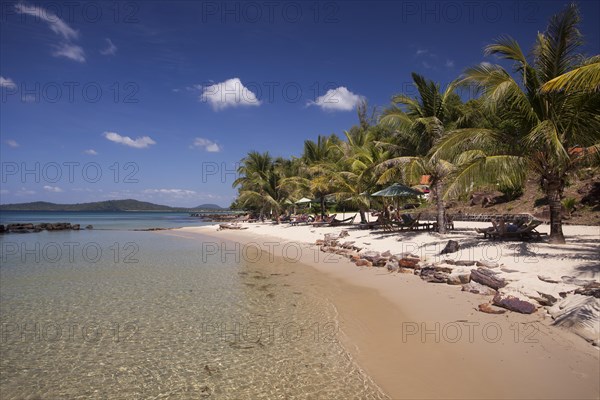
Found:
470,268 -> 507,290
355,259 -> 372,267
85,225 -> 93,230
420,267 -> 448,283
385,259 -> 399,272
360,250 -> 379,260
398,258 -> 419,269
447,271 -> 471,285
72,224 -> 80,230
528,292 -> 559,307
444,259 -> 476,267
476,260 -> 499,269
461,281 -> 497,296
478,303 -> 506,314
493,293 -> 537,314
574,282 -> 600,298
441,240 -> 460,254
0,224 -> 5,233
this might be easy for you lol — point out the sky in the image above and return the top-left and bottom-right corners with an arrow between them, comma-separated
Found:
1,0 -> 599,208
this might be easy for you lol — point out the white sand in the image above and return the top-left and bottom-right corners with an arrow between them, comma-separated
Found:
170,218 -> 600,398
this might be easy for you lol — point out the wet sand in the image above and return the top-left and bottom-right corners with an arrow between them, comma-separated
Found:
172,226 -> 600,399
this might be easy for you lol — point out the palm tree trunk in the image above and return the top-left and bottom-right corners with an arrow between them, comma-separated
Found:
320,196 -> 326,218
546,179 -> 565,244
359,209 -> 367,224
435,179 -> 446,234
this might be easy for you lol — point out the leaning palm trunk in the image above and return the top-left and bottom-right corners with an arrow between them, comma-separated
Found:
546,179 -> 565,244
320,196 -> 326,218
434,179 -> 447,234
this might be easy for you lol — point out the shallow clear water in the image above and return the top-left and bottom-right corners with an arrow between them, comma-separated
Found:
0,227 -> 387,398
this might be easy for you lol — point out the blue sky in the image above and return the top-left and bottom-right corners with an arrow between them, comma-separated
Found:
1,0 -> 598,207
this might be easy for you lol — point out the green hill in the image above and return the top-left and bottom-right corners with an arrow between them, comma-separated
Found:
0,199 -> 177,212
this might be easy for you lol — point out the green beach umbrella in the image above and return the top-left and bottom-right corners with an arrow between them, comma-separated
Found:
371,183 -> 422,197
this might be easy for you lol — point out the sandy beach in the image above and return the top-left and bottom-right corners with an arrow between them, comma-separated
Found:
173,219 -> 600,399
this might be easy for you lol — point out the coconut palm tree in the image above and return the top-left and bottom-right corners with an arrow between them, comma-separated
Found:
453,3 -> 600,243
376,73 -> 464,233
233,151 -> 293,222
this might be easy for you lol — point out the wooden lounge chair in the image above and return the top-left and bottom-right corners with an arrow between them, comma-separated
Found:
312,214 -> 337,227
329,215 -> 356,227
478,219 -> 546,241
359,215 -> 386,230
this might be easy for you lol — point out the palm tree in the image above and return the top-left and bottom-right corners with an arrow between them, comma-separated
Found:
301,135 -> 343,217
376,73 -> 464,233
233,151 -> 292,222
455,3 -> 600,243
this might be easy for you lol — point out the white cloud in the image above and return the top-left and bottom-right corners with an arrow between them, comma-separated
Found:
22,94 -> 37,102
422,61 -> 433,69
446,59 -> 455,68
43,185 -> 63,193
15,3 -> 79,40
200,78 -> 261,111
16,187 -> 36,196
84,149 -> 98,155
15,3 -> 85,62
104,131 -> 156,149
53,43 -> 85,62
100,38 -> 117,56
0,76 -> 16,89
416,49 -> 428,56
191,137 -> 222,152
308,87 -> 364,112
6,140 -> 19,148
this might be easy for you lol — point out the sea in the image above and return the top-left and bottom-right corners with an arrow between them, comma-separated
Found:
0,211 -> 387,399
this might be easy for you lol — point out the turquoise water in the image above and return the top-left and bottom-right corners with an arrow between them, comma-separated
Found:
0,216 -> 387,398
0,211 -> 216,230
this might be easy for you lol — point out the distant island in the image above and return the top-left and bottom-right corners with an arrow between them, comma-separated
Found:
0,199 -> 226,212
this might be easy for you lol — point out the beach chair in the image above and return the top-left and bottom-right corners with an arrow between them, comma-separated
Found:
359,215 -> 386,230
328,215 -> 356,227
312,214 -> 337,227
478,219 -> 546,241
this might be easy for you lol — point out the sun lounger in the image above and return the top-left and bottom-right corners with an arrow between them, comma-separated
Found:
478,219 -> 547,241
328,215 -> 356,227
312,214 -> 337,227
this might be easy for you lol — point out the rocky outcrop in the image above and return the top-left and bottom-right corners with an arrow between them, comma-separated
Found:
2,222 -> 83,233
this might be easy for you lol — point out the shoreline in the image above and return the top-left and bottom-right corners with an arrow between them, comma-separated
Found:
170,221 -> 600,399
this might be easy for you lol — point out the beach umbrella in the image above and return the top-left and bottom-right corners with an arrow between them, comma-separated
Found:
295,197 -> 313,204
371,183 -> 422,197
371,183 -> 422,212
